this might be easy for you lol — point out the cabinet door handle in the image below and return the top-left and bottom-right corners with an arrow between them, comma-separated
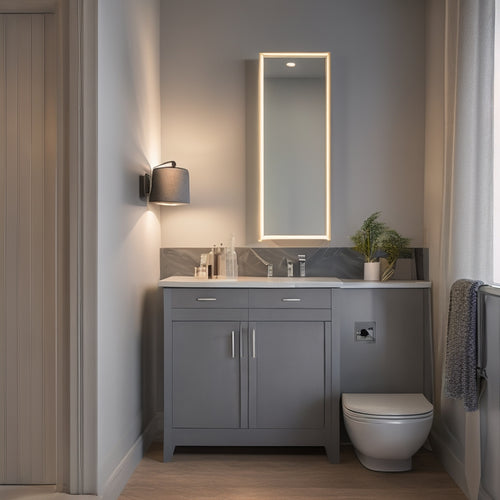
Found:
281,298 -> 301,302
252,329 -> 256,358
239,330 -> 243,358
231,331 -> 235,358
196,297 -> 217,301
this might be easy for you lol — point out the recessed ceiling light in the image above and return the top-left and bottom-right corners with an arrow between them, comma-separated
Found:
286,61 -> 296,68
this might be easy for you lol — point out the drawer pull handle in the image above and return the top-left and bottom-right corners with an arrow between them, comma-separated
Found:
231,331 -> 235,358
282,298 -> 301,302
252,329 -> 256,358
196,297 -> 217,301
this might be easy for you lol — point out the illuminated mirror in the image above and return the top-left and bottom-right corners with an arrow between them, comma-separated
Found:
259,52 -> 330,241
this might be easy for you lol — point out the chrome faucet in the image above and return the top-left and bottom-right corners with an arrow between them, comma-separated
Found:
298,254 -> 306,277
250,248 -> 273,277
266,263 -> 273,277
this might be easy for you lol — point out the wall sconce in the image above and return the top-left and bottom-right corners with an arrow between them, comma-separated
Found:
140,160 -> 190,205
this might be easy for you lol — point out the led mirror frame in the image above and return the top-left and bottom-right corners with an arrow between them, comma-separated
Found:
258,52 -> 331,241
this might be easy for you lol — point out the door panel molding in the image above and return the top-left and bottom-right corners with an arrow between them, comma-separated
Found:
0,0 -> 98,493
0,11 -> 57,485
65,0 -> 98,495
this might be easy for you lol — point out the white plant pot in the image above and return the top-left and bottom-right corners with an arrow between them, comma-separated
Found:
364,262 -> 380,281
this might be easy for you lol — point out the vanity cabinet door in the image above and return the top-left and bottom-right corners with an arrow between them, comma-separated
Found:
249,321 -> 326,430
172,321 -> 246,429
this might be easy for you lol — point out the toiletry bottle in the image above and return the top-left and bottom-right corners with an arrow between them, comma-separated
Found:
199,253 -> 208,278
226,247 -> 234,279
207,247 -> 214,279
218,243 -> 226,278
213,245 -> 219,278
227,234 -> 238,279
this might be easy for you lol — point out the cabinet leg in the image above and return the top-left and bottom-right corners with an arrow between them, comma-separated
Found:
325,443 -> 339,464
163,441 -> 174,462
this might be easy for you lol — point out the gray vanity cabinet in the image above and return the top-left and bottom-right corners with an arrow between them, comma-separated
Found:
162,280 -> 431,464
172,321 -> 246,429
248,320 -> 326,430
248,288 -> 333,433
163,287 -> 338,463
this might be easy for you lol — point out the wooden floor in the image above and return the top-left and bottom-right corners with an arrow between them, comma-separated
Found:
119,443 -> 466,500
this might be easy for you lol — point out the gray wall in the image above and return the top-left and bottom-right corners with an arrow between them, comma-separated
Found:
159,0 -> 425,248
97,0 -> 162,493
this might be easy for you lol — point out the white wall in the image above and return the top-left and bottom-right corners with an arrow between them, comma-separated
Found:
159,0 -> 425,248
97,0 -> 162,493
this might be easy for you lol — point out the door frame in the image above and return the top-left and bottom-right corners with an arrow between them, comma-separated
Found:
0,0 -> 98,494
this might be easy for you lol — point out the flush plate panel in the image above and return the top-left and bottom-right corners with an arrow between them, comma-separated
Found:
354,321 -> 376,342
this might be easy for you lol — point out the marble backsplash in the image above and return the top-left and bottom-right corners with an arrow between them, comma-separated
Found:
160,247 -> 428,281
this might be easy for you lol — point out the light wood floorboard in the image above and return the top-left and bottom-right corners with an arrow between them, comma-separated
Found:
119,443 -> 466,500
0,485 -> 95,500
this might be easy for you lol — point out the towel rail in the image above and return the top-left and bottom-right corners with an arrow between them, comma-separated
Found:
477,285 -> 499,380
479,285 -> 500,297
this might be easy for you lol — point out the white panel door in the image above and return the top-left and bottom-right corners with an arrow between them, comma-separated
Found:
0,13 -> 57,484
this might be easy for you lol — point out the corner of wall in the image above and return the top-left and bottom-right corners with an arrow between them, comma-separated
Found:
430,426 -> 469,498
101,415 -> 160,500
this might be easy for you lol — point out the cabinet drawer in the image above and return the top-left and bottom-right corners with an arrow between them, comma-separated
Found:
171,289 -> 249,308
249,289 -> 331,309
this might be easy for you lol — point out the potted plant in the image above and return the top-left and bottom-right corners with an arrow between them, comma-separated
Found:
379,229 -> 411,281
350,212 -> 387,280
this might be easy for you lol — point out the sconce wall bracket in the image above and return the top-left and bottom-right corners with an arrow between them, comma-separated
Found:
139,173 -> 151,201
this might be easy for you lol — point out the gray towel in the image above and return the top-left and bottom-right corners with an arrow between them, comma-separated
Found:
444,279 -> 483,411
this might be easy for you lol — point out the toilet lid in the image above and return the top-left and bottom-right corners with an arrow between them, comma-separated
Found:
342,393 -> 433,417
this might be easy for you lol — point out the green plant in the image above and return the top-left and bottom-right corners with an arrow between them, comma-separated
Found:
350,212 -> 388,263
379,229 -> 411,281
351,212 -> 412,280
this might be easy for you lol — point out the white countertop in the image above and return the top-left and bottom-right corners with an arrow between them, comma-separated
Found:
159,276 -> 431,289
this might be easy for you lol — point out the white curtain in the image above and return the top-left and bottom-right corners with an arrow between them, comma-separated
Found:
428,0 -> 494,498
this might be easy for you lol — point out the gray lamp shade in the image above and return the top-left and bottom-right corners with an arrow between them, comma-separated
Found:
149,164 -> 190,205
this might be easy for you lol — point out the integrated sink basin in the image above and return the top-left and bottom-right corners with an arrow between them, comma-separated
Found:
258,277 -> 343,287
159,276 -> 343,288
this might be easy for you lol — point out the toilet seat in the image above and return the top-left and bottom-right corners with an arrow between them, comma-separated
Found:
342,393 -> 434,472
342,393 -> 433,419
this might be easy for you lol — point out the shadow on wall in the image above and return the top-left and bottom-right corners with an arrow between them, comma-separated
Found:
140,286 -> 164,446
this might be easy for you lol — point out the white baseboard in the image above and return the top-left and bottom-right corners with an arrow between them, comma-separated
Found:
430,428 -> 469,498
101,413 -> 162,500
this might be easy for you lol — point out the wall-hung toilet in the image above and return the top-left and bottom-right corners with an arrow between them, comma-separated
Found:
342,393 -> 433,472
